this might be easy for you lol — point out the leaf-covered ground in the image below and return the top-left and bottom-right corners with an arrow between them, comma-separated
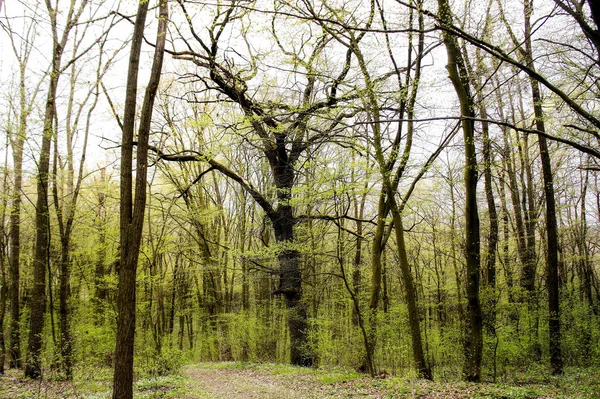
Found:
1,362 -> 598,398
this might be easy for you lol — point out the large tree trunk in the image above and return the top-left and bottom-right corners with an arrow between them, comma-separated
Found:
272,201 -> 313,366
365,192 -> 387,376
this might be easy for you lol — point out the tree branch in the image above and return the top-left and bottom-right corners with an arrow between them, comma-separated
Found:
145,144 -> 276,217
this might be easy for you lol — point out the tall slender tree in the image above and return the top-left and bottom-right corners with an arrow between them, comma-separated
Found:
521,0 -> 562,374
437,0 -> 483,382
26,0 -> 90,379
112,0 -> 168,397
3,9 -> 43,369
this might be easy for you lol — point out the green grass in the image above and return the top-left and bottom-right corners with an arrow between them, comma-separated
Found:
0,366 -> 187,399
317,370 -> 361,384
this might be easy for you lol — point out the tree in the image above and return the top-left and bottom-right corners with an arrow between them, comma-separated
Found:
0,135 -> 9,374
521,0 -> 562,374
461,7 -> 499,334
26,0 -> 91,379
496,0 -> 564,373
156,0 -> 362,366
112,0 -> 168,396
2,7 -> 43,369
50,26 -> 120,378
348,0 -> 433,379
92,168 -> 109,322
437,0 -> 483,382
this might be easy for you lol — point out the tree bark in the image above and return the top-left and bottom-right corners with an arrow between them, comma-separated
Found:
273,201 -> 313,366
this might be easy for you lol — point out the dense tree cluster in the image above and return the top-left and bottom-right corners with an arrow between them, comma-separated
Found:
0,0 -> 599,396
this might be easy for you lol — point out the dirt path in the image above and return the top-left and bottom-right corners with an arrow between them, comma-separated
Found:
182,366 -> 384,399
179,364 -> 577,399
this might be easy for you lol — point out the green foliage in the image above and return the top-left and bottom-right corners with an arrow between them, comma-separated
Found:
561,298 -> 599,367
376,305 -> 414,374
4,0 -> 600,391
311,307 -> 364,368
192,308 -> 288,364
136,345 -> 188,377
221,312 -> 271,362
76,323 -> 116,369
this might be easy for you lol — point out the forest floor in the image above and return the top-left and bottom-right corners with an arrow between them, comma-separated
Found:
1,362 -> 599,398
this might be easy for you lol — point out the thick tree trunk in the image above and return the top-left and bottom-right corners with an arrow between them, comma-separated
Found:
538,127 -> 562,375
112,0 -> 150,392
365,192 -> 387,376
273,204 -> 313,366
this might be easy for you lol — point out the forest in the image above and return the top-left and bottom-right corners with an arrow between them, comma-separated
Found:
0,0 -> 599,397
